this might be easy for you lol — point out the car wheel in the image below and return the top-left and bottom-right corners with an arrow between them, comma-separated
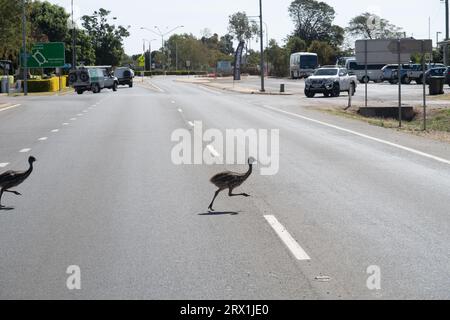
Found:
305,90 -> 315,98
129,82 -> 133,88
402,76 -> 411,85
113,82 -> 118,91
360,76 -> 369,84
324,92 -> 331,97
331,84 -> 340,97
92,83 -> 100,94
389,79 -> 398,85
416,76 -> 423,85
76,90 -> 84,95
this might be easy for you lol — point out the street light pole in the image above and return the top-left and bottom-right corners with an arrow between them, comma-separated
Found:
141,25 -> 184,74
22,0 -> 28,96
71,0 -> 76,70
437,31 -> 442,49
259,0 -> 265,92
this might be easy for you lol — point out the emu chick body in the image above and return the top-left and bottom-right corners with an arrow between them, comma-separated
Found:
208,158 -> 254,211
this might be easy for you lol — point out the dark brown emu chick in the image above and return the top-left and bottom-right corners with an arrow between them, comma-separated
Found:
0,156 -> 36,208
208,157 -> 256,211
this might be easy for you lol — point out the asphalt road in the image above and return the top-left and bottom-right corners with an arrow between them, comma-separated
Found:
0,77 -> 449,299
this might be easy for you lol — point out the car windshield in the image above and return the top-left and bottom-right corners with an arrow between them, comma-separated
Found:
314,69 -> 338,76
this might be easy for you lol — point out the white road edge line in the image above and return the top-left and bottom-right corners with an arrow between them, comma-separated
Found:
0,163 -> 9,168
197,85 -> 223,95
264,215 -> 311,261
206,145 -> 220,157
0,104 -> 21,112
19,148 -> 31,153
262,104 -> 450,166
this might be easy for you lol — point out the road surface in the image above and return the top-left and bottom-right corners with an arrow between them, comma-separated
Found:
0,77 -> 449,299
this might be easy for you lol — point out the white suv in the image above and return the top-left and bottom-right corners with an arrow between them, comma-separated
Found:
305,67 -> 357,98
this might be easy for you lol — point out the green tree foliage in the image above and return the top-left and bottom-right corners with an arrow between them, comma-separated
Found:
81,8 -> 130,66
165,33 -> 233,71
346,12 -> 403,40
0,0 -> 28,61
266,39 -> 288,77
288,0 -> 343,47
308,40 -> 336,65
228,12 -> 258,42
29,1 -> 68,42
219,34 -> 234,55
285,36 -> 307,55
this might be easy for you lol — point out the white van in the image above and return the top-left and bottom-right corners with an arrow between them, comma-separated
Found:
346,59 -> 385,83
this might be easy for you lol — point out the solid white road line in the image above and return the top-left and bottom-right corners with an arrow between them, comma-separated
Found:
0,104 -> 21,112
0,163 -> 9,168
206,145 -> 220,157
19,148 -> 31,153
264,215 -> 311,261
38,137 -> 48,141
198,85 -> 223,95
262,104 -> 450,167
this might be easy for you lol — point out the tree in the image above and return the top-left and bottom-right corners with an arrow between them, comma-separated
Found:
266,39 -> 288,77
228,12 -> 258,42
0,0 -> 27,63
308,40 -> 336,65
29,1 -> 69,42
346,12 -> 403,40
218,34 -> 234,55
285,36 -> 307,55
288,0 -> 343,47
81,8 -> 130,66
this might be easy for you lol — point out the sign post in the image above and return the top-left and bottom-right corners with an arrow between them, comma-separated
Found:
356,39 -> 432,127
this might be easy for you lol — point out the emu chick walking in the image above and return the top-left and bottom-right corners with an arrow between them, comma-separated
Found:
208,157 -> 256,211
0,156 -> 36,208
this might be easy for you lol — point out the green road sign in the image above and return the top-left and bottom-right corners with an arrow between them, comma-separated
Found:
27,42 -> 65,68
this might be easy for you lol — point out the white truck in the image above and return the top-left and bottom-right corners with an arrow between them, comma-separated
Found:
304,66 -> 357,98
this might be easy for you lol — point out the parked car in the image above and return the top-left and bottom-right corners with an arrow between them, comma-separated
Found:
114,67 -> 134,87
424,67 -> 448,85
69,66 -> 119,94
382,64 -> 412,84
304,66 -> 357,98
405,63 -> 446,85
444,67 -> 450,86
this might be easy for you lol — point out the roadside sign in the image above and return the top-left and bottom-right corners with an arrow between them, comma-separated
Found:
355,39 -> 433,65
138,55 -> 145,67
27,42 -> 65,68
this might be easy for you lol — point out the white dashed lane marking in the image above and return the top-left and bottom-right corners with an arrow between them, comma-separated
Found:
0,163 -> 9,168
19,148 -> 31,153
38,137 -> 48,141
188,121 -> 194,127
264,215 -> 311,261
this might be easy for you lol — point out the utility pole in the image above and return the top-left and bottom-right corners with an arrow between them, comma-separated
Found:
22,0 -> 28,96
446,0 -> 449,40
259,0 -> 265,92
71,0 -> 76,70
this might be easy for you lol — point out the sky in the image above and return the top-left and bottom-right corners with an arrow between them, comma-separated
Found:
49,0 -> 447,55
